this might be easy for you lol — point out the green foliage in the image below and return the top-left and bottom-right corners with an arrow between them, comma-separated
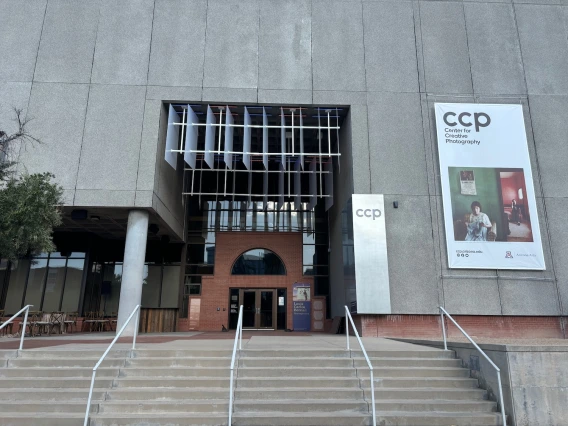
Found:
0,173 -> 63,261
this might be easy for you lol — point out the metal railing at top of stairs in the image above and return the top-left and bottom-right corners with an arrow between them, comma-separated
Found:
439,306 -> 506,426
228,305 -> 244,426
83,304 -> 141,426
0,304 -> 33,350
344,306 -> 376,426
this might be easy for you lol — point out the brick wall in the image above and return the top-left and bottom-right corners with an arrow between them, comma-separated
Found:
183,232 -> 313,332
359,314 -> 566,339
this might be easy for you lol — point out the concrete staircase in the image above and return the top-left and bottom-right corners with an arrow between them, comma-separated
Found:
0,344 -> 503,425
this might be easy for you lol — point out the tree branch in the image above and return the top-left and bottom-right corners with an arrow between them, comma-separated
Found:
0,107 -> 42,155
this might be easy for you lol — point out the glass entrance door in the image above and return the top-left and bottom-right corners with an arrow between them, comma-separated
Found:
238,289 -> 276,329
242,290 -> 256,328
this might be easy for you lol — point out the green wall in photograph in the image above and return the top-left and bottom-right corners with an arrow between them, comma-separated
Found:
448,167 -> 505,241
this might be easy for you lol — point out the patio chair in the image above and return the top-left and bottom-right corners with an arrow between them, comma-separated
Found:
18,311 -> 42,337
64,312 -> 78,333
82,311 -> 98,332
110,312 -> 118,331
96,311 -> 110,332
49,312 -> 66,335
0,310 -> 14,335
35,313 -> 55,335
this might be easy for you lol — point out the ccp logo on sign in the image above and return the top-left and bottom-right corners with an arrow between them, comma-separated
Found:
443,111 -> 491,132
356,209 -> 382,220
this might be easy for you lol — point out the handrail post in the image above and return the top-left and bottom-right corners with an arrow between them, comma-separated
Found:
438,307 -> 507,426
439,308 -> 448,351
83,304 -> 141,426
83,370 -> 97,426
132,306 -> 140,350
0,305 -> 33,351
345,306 -> 376,426
345,312 -> 350,351
19,306 -> 30,351
497,370 -> 506,425
228,305 -> 243,426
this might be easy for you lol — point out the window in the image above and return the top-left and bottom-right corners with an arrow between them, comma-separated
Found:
231,249 -> 286,275
2,253 -> 86,315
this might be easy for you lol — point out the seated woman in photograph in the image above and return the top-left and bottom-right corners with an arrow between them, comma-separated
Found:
465,201 -> 492,241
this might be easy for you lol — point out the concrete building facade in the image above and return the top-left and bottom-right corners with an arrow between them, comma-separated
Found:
1,0 -> 568,337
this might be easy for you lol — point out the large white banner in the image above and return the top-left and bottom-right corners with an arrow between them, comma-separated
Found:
435,103 -> 545,270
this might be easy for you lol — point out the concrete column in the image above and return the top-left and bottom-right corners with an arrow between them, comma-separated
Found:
117,210 -> 149,336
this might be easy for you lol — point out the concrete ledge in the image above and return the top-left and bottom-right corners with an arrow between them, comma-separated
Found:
392,338 -> 568,353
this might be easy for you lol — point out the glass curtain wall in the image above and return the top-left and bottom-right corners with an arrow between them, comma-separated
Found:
1,253 -> 86,315
83,261 -> 180,315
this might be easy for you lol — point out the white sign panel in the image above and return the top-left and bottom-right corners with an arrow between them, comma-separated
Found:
435,103 -> 545,270
352,194 -> 391,314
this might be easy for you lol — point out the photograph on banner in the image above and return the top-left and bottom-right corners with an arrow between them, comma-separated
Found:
293,286 -> 310,302
449,167 -> 533,243
435,103 -> 545,270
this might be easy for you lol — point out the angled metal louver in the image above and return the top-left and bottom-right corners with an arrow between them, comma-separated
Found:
164,103 -> 344,211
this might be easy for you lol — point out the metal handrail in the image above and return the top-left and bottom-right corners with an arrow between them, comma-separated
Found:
228,305 -> 243,426
344,306 -> 376,426
0,305 -> 33,350
439,306 -> 506,426
83,304 -> 141,426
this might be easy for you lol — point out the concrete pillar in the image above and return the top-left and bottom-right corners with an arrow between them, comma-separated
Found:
117,210 -> 149,336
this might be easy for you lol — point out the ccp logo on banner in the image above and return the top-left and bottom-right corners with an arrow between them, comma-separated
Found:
356,209 -> 382,220
443,111 -> 491,132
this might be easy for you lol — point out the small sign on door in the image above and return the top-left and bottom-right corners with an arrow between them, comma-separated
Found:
278,296 -> 284,306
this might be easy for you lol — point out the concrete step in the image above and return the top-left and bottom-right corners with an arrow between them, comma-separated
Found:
90,414 -> 228,426
356,357 -> 462,368
119,367 -> 230,378
0,350 -> 17,359
16,350 -> 129,359
0,414 -> 85,426
241,350 -> 349,358
356,367 -> 470,378
98,400 -> 229,414
0,377 -> 114,388
132,349 -> 232,358
240,349 -> 453,359
0,388 -> 107,401
371,412 -> 503,425
126,357 -> 230,368
362,377 -> 480,388
107,388 -> 227,401
0,401 -> 96,413
0,367 -> 119,378
232,411 -> 502,426
237,367 -> 357,378
353,350 -> 454,359
234,399 -> 368,413
8,358 -> 126,368
373,399 -> 497,413
364,388 -> 487,400
236,377 -> 362,388
115,377 -> 230,388
232,412 -> 369,426
234,388 -> 365,400
238,357 -> 353,368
